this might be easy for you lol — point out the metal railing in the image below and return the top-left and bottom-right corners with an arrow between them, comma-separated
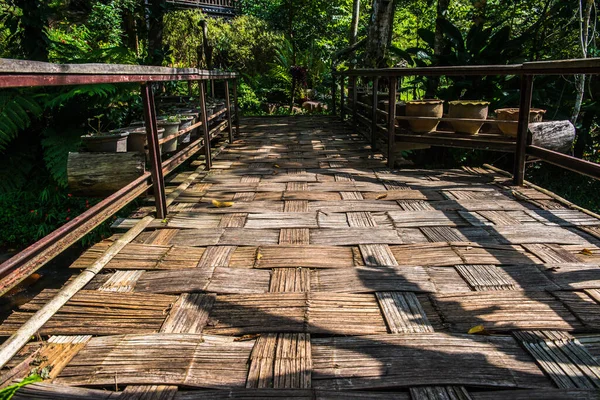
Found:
333,58 -> 600,184
0,58 -> 239,295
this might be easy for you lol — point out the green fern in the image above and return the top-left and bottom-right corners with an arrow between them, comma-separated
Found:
0,90 -> 43,150
41,127 -> 83,188
44,84 -> 118,109
0,151 -> 36,194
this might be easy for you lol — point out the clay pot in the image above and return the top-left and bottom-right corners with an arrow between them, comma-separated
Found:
448,101 -> 490,134
157,119 -> 180,153
128,127 -> 165,154
495,108 -> 546,137
405,100 -> 444,133
81,131 -> 129,152
177,116 -> 195,145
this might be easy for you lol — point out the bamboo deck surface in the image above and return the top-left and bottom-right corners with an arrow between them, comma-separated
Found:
4,115 -> 600,398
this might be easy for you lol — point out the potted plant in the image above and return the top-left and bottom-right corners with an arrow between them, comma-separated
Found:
180,111 -> 200,139
177,115 -> 195,145
448,100 -> 490,135
157,115 -> 180,153
80,115 -> 129,152
405,99 -> 444,133
128,126 -> 165,154
495,108 -> 547,137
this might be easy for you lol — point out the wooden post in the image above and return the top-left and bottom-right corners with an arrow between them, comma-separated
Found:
371,77 -> 379,150
225,79 -> 234,143
232,78 -> 240,135
331,75 -> 337,116
351,76 -> 358,130
387,77 -> 397,168
141,83 -> 167,219
513,75 -> 534,186
340,75 -> 346,122
199,80 -> 212,170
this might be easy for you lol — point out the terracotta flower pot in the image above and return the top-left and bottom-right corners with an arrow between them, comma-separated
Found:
448,101 -> 490,134
406,99 -> 444,133
81,131 -> 129,152
495,108 -> 546,137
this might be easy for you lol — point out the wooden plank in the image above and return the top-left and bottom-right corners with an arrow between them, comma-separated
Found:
311,333 -> 553,390
432,291 -> 582,332
160,294 -> 215,334
247,333 -> 312,389
55,334 -> 254,388
514,331 -> 600,389
376,292 -> 434,333
255,246 -> 356,269
0,290 -> 176,336
203,293 -> 387,336
270,268 -> 311,292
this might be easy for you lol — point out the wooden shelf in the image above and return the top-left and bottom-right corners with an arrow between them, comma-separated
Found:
396,129 -> 516,152
395,115 -> 518,125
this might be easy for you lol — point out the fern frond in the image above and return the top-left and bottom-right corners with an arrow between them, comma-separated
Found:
44,84 -> 118,109
41,127 -> 83,187
0,90 -> 42,150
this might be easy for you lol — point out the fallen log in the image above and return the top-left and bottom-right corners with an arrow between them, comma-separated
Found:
530,120 -> 575,154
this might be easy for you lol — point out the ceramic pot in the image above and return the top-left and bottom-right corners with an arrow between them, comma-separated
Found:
81,131 -> 129,152
128,127 -> 165,153
157,119 -> 180,152
405,99 -> 444,133
177,116 -> 195,144
448,101 -> 490,134
495,108 -> 546,137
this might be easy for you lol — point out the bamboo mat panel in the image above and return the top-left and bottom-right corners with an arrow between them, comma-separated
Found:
311,333 -> 553,390
70,243 -> 206,270
0,290 -> 175,336
311,266 -> 435,293
254,246 -> 358,268
247,333 -> 311,389
203,293 -> 387,335
431,291 -> 583,332
55,334 -> 254,388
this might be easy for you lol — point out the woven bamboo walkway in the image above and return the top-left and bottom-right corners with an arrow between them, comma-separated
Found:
4,115 -> 600,399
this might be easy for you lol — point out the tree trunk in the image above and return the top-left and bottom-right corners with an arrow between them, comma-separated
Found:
15,0 -> 49,61
363,0 -> 397,68
147,0 -> 165,66
572,0 -> 594,158
425,0 -> 450,97
350,0 -> 361,45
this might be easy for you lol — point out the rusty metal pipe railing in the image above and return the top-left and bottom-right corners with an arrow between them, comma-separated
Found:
334,57 -> 600,184
0,59 -> 239,294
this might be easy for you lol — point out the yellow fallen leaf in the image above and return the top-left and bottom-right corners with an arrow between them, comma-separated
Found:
580,248 -> 594,256
256,252 -> 263,260
274,164 -> 280,168
376,193 -> 388,200
468,325 -> 486,335
212,199 -> 234,208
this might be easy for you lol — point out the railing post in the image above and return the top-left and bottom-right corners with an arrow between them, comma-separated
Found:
351,76 -> 358,131
331,75 -> 337,116
371,77 -> 379,150
340,75 -> 346,122
232,78 -> 240,135
387,77 -> 397,169
513,74 -> 534,186
199,80 -> 212,170
225,79 -> 234,143
141,83 -> 167,219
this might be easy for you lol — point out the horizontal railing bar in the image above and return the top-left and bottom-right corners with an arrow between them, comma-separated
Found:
395,115 -> 519,125
335,57 -> 600,77
527,145 -> 600,180
0,109 -> 230,294
0,73 -> 236,89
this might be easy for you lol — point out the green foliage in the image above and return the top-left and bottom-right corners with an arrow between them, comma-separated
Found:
236,82 -> 262,113
164,9 -> 205,67
0,374 -> 42,400
0,90 -> 43,150
41,128 -> 82,187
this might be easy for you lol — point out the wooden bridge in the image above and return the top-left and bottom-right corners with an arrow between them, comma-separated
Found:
1,59 -> 600,398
